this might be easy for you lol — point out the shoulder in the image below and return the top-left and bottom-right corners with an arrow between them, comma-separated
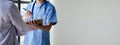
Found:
28,2 -> 34,5
26,2 -> 35,7
0,1 -> 13,8
0,1 -> 15,12
45,1 -> 56,10
8,1 -> 17,10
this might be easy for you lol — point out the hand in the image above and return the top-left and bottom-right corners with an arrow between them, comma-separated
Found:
25,20 -> 42,30
26,24 -> 39,30
23,11 -> 32,22
26,19 -> 52,31
28,19 -> 43,27
36,19 -> 43,25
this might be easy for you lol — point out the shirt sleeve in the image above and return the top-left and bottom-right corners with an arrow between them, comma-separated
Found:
43,5 -> 57,26
9,3 -> 31,36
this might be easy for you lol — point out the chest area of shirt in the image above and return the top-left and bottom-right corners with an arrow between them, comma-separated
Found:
33,7 -> 46,18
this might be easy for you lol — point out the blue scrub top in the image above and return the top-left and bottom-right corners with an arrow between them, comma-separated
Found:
22,1 -> 57,45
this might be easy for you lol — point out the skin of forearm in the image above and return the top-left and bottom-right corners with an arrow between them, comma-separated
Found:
40,25 -> 51,31
24,18 -> 52,31
26,24 -> 38,30
35,24 -> 52,31
26,23 -> 52,31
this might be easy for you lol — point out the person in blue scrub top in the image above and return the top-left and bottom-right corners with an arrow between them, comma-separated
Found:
22,0 -> 57,45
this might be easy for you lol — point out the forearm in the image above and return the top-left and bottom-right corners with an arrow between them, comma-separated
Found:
25,23 -> 52,31
36,24 -> 52,31
25,19 -> 51,31
25,24 -> 38,30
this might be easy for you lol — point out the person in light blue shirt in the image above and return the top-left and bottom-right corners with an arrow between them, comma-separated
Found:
22,0 -> 57,45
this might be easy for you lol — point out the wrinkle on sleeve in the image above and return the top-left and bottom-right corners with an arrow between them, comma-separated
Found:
43,6 -> 57,26
9,3 -> 31,36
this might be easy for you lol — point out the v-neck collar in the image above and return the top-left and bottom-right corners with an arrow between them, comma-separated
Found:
34,1 -> 46,7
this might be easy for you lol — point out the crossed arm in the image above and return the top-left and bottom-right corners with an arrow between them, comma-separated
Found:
23,11 -> 52,31
26,20 -> 52,31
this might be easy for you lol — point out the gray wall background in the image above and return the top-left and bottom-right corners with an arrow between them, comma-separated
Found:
50,0 -> 120,45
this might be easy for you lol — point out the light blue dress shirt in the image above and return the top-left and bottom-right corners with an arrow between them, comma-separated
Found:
0,0 -> 30,45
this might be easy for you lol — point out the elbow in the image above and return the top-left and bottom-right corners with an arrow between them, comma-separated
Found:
39,24 -> 52,31
42,28 -> 51,31
41,26 -> 52,31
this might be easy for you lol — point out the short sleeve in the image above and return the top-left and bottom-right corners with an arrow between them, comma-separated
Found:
43,6 -> 57,25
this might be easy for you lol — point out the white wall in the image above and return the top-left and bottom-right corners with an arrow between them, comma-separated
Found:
50,0 -> 120,45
